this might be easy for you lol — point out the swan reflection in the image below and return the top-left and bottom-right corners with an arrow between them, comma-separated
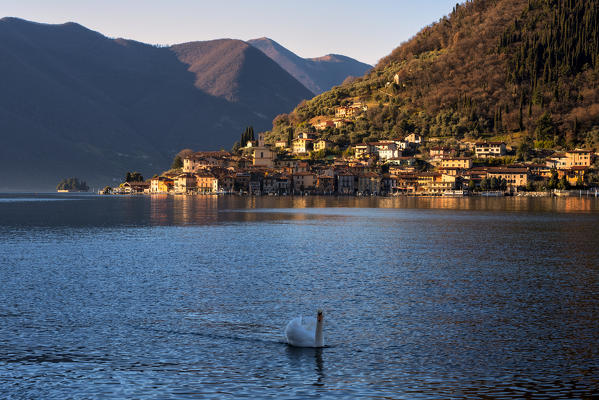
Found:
285,346 -> 325,386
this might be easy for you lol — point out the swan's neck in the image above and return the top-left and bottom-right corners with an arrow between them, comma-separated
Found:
315,318 -> 324,347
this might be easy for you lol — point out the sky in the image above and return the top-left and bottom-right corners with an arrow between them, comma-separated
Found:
1,0 -> 460,65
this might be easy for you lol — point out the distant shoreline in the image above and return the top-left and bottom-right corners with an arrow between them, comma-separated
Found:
101,190 -> 599,198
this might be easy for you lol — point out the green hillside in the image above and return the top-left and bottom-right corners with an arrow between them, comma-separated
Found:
265,0 -> 599,151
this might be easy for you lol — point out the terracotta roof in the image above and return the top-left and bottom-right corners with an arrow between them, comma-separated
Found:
487,168 -> 528,174
417,172 -> 442,177
527,163 -> 549,168
566,166 -> 589,171
359,172 -> 381,178
293,172 -> 316,176
369,141 -> 395,145
195,172 -> 215,178
466,169 -> 488,176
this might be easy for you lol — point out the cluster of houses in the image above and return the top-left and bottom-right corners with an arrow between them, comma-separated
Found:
117,128 -> 596,196
292,102 -> 369,138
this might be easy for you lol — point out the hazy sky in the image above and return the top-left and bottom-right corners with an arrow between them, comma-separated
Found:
1,0 -> 460,65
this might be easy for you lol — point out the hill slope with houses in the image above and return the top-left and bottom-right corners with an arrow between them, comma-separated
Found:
127,0 -> 599,196
265,0 -> 599,151
115,136 -> 596,196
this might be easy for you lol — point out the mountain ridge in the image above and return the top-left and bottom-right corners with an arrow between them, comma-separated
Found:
0,17 -> 313,191
248,37 -> 372,95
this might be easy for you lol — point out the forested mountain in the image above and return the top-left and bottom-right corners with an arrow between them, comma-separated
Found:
248,37 -> 372,95
0,18 -> 312,191
266,0 -> 599,151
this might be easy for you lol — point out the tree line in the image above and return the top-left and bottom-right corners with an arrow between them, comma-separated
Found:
56,177 -> 89,191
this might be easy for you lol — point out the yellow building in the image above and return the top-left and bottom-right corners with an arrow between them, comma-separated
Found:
429,147 -> 452,161
174,173 -> 197,194
566,150 -> 593,167
405,133 -> 422,145
252,146 -> 276,168
196,173 -> 217,193
486,167 -> 529,187
150,177 -> 174,193
314,139 -> 333,152
441,157 -> 473,169
416,173 -> 441,193
428,174 -> 458,194
335,106 -> 361,118
292,138 -> 313,154
558,166 -> 587,186
395,173 -> 419,193
353,143 -> 372,158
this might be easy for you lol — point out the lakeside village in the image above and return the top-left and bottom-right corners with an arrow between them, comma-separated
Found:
108,106 -> 599,198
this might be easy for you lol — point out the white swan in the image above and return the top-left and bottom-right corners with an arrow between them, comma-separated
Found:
285,310 -> 324,348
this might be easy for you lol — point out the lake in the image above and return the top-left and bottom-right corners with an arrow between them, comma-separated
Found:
1,193 -> 598,398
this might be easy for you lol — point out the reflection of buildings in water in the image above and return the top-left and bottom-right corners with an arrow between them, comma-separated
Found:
150,194 -> 170,225
500,196 -> 596,213
150,194 -> 599,225
246,196 -> 257,209
150,194 -> 222,225
376,198 -> 397,209
173,194 -> 191,224
396,196 -> 598,213
186,195 -> 220,225
560,197 -> 592,213
551,197 -> 596,264
539,197 -> 599,328
292,197 -> 309,209
373,196 -> 465,210
432,197 -> 462,210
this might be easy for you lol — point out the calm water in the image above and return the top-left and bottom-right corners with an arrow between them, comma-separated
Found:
1,193 -> 598,399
